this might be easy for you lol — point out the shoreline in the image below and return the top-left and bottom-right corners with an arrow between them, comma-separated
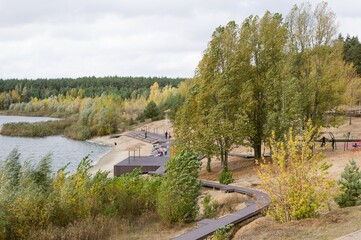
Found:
88,119 -> 173,176
88,135 -> 153,177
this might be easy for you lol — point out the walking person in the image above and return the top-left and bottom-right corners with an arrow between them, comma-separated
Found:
165,131 -> 168,139
321,136 -> 326,147
145,131 -> 147,139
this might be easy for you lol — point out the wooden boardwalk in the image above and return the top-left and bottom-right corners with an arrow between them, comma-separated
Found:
172,181 -> 270,240
124,130 -> 168,144
117,131 -> 270,239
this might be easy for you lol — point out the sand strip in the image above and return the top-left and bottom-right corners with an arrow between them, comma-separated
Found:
89,135 -> 153,177
89,119 -> 173,176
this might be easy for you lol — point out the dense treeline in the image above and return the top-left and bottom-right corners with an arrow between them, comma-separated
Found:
2,82 -> 187,139
0,76 -> 184,110
340,34 -> 361,76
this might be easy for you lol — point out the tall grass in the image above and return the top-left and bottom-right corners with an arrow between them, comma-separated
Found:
0,119 -> 73,137
0,150 -> 163,239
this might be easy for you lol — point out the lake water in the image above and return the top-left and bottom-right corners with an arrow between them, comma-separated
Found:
0,115 -> 111,173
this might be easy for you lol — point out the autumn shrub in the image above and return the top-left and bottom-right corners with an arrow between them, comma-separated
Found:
258,121 -> 335,222
157,150 -> 201,223
334,159 -> 361,207
0,150 -> 163,239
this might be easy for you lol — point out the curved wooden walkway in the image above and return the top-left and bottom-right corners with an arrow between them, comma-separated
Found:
172,181 -> 270,240
118,130 -> 270,239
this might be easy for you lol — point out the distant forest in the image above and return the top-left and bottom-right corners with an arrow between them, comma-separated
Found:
0,76 -> 185,100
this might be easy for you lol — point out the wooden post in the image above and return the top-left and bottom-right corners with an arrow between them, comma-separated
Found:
128,150 -> 130,164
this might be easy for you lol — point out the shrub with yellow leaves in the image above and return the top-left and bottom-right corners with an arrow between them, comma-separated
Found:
258,121 -> 335,222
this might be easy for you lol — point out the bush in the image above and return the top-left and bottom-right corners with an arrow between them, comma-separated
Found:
212,224 -> 234,240
157,150 -> 201,223
64,124 -> 92,140
219,167 -> 233,185
0,150 -> 163,239
258,121 -> 335,222
101,168 -> 162,217
202,193 -> 219,218
334,159 -> 361,207
0,150 -> 52,239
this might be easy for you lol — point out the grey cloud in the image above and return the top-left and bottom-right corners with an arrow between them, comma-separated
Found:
0,0 -> 359,79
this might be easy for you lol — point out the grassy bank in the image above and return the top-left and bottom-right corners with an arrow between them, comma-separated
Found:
235,205 -> 361,239
0,119 -> 73,137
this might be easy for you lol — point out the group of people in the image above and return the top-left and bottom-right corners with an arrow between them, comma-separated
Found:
151,144 -> 168,157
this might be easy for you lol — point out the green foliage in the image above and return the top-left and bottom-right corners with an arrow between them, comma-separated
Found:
0,150 -> 164,239
341,34 -> 361,75
143,100 -> 161,121
0,149 -> 52,239
286,2 -> 350,127
157,150 -> 201,223
175,21 -> 250,168
219,167 -> 233,185
211,224 -> 234,240
202,194 -> 219,218
101,168 -> 162,217
334,159 -> 361,207
175,2 -> 352,165
158,92 -> 185,121
258,121 -> 335,222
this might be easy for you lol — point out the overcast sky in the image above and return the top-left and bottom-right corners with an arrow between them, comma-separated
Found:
0,0 -> 360,79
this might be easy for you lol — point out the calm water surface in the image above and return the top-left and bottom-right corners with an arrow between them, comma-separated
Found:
0,115 -> 111,172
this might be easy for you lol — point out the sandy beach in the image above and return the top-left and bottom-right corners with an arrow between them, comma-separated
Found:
89,119 -> 173,176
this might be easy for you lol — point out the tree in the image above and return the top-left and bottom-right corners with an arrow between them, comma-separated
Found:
239,12 -> 295,158
334,159 -> 361,207
342,35 -> 361,76
286,2 -> 349,127
175,21 -> 250,168
156,151 -> 201,223
143,100 -> 161,120
258,121 -> 335,222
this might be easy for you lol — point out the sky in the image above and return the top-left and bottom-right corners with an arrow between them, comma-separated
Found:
0,0 -> 360,79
